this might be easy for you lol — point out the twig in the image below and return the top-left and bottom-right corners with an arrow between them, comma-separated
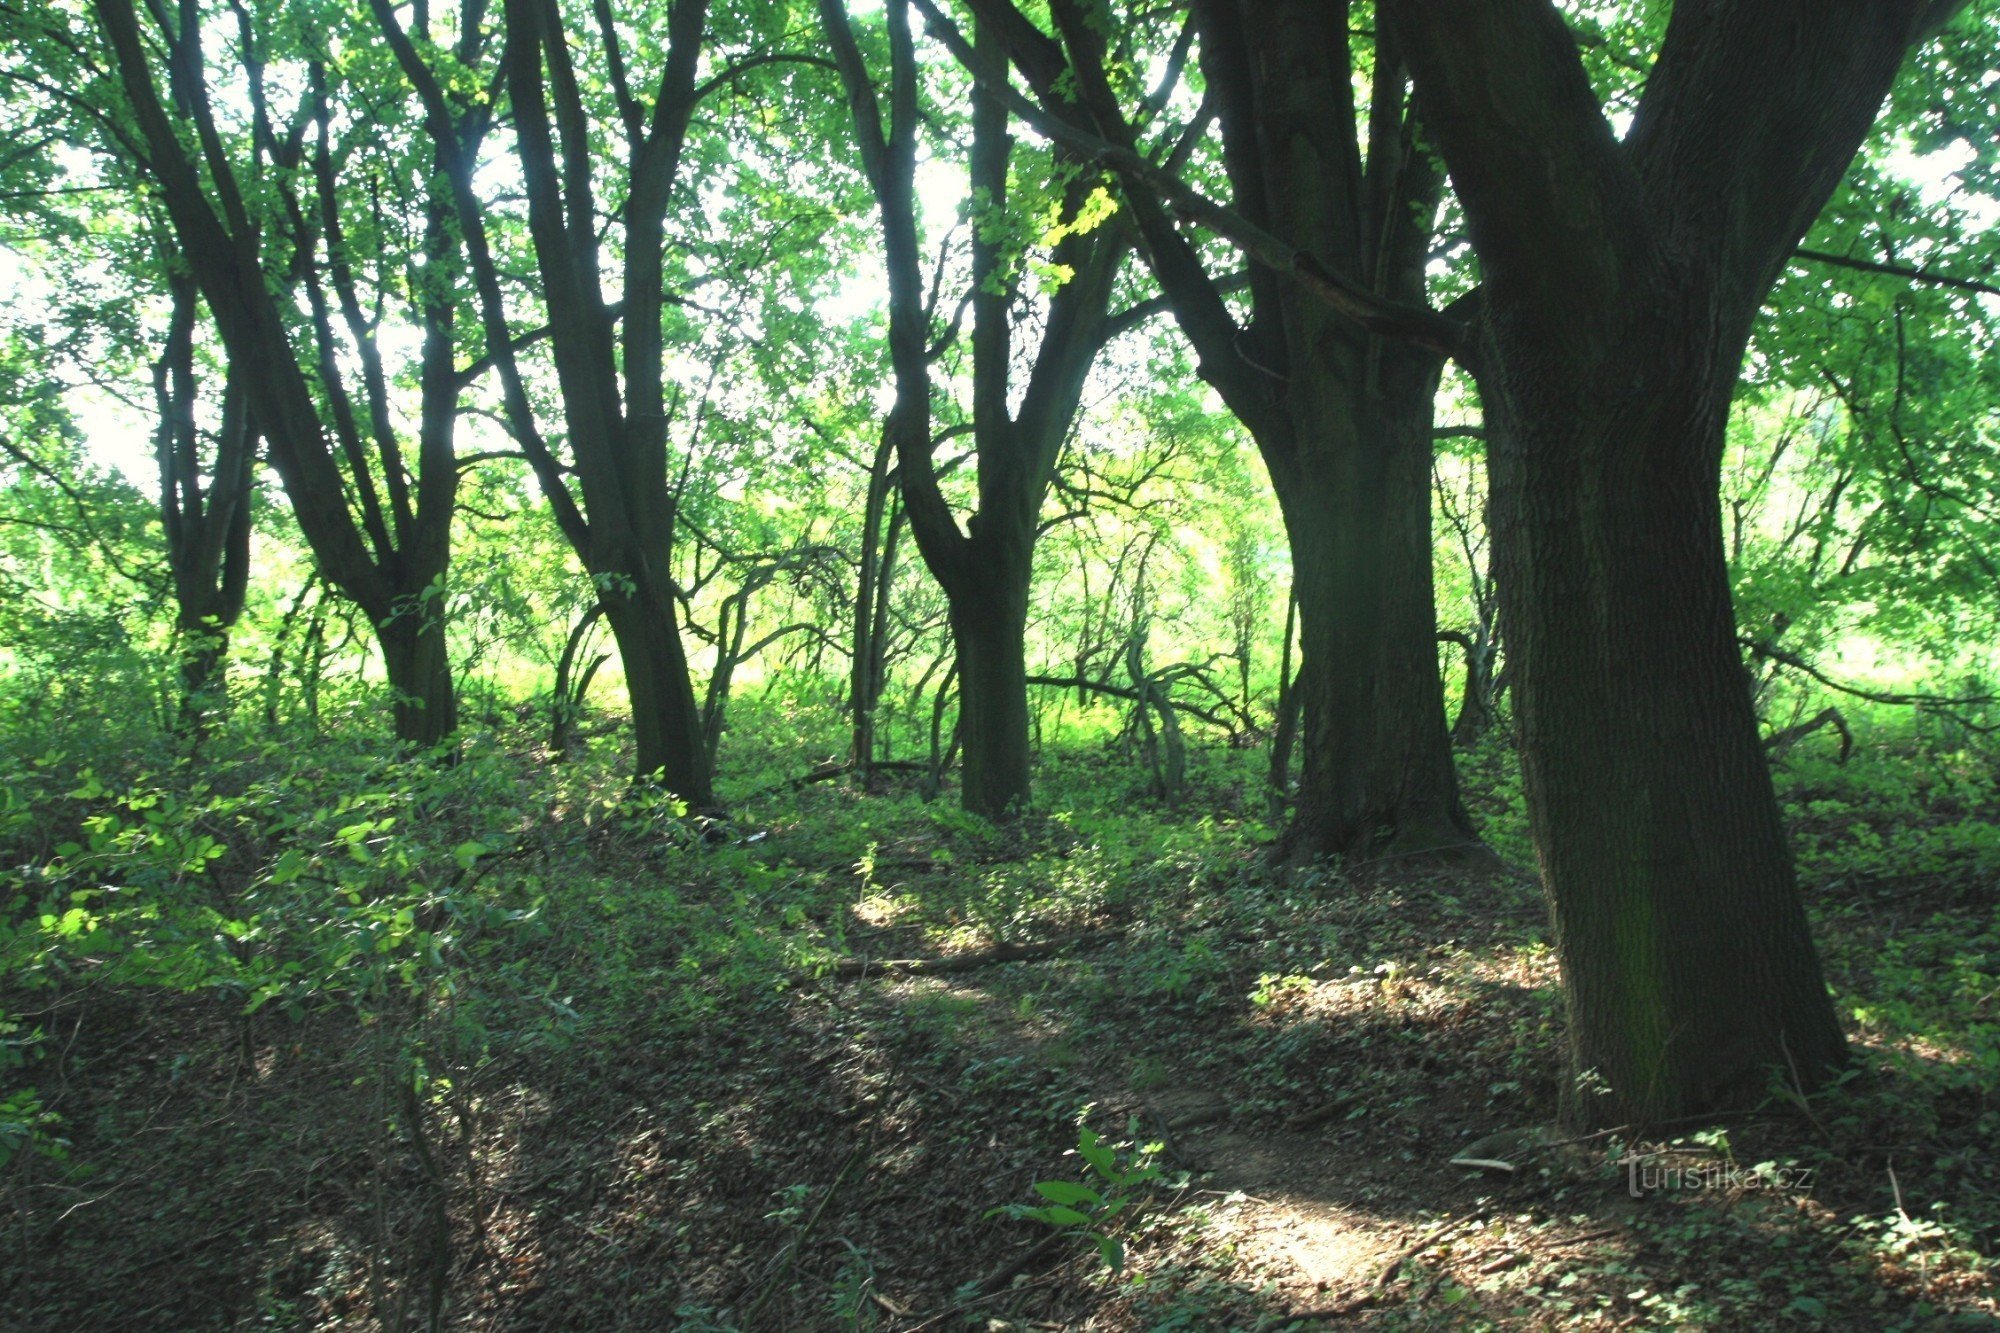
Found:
869,1288 -> 913,1318
743,1144 -> 865,1322
1374,1215 -> 1479,1289
1545,1225 -> 1627,1249
1742,637 -> 1992,710
828,930 -> 1122,979
1138,1096 -> 1201,1171
974,1227 -> 1071,1297
907,1271 -> 1062,1331
741,759 -> 932,800
1285,1095 -> 1355,1131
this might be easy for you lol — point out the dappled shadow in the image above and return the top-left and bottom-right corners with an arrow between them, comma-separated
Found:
7,779 -> 1996,1330
0,991 -> 427,1328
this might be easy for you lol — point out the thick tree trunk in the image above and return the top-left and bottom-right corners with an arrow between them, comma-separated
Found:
1271,344 -> 1478,863
604,589 -> 715,809
949,565 -> 1033,820
1488,332 -> 1846,1126
378,606 -> 459,747
1374,0 -> 1942,1132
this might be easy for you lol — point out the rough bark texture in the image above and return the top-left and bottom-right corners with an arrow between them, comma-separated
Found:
371,0 -> 714,800
506,0 -> 714,802
1482,321 -> 1847,1124
850,431 -> 899,780
1195,1 -> 1475,861
378,604 -> 460,747
604,586 -> 713,805
1275,346 -> 1475,859
153,273 -> 255,734
1383,0 -> 1951,1124
950,570 -> 1034,820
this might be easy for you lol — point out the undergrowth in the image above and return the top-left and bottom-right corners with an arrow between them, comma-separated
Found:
0,695 -> 1994,1328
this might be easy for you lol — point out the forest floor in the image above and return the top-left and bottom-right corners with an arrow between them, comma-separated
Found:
3,713 -> 1999,1329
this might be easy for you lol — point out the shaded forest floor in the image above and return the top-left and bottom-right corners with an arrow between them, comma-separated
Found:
2,708 -> 1998,1329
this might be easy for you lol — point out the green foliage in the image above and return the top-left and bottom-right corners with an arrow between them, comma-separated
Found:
2,0 -> 2000,1324
992,1123 -> 1163,1273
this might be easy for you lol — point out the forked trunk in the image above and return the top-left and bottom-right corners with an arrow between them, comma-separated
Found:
176,619 -> 231,734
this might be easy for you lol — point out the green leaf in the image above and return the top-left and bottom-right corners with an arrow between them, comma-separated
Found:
1077,1126 -> 1116,1178
1034,1180 -> 1104,1209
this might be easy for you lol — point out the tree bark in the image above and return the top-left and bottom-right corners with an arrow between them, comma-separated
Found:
1267,589 -> 1299,815
100,0 -> 465,750
1484,333 -> 1846,1124
379,602 -> 459,747
957,0 -> 1482,860
371,0 -> 714,799
1379,0 -> 1953,1123
949,568 -> 1034,819
851,429 -> 898,781
821,0 -> 1126,820
605,585 -> 714,806
1273,342 -> 1478,861
155,272 -> 255,735
1449,633 -> 1496,748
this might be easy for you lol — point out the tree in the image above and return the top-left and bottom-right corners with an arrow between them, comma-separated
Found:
374,0 -> 831,804
152,265 -> 256,732
819,0 -> 1132,818
941,0 -> 1481,860
92,0 -> 468,745
1376,0 -> 1971,1123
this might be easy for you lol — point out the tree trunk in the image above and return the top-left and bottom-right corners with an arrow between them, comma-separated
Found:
176,616 -> 231,733
1449,633 -> 1496,747
852,430 -> 897,781
604,588 -> 715,809
174,574 -> 246,733
1487,331 -> 1846,1126
378,605 -> 459,747
1272,344 -> 1479,863
949,566 -> 1033,820
1266,589 -> 1300,816
1375,0 -> 1943,1129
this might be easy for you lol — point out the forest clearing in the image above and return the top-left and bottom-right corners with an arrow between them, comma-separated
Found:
3,0 -> 1999,1327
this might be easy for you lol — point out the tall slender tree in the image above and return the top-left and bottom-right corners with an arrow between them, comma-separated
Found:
820,0 -> 1132,818
375,0 -> 818,804
152,265 -> 256,732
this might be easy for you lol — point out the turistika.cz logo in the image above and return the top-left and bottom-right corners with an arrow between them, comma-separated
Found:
1626,1156 -> 1817,1198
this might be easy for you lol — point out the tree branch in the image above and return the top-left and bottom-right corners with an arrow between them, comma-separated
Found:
914,0 -> 1467,359
1793,246 -> 2000,299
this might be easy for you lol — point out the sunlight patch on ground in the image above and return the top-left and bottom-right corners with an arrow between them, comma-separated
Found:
1215,1194 -> 1391,1292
